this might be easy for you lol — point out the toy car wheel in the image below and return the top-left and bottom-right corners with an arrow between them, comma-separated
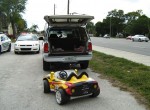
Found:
43,80 -> 50,93
55,89 -> 70,105
90,89 -> 100,97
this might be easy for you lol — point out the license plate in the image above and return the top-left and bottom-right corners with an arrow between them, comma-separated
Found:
65,56 -> 76,61
82,85 -> 89,94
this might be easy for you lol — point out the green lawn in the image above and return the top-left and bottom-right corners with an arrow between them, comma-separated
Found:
89,51 -> 150,108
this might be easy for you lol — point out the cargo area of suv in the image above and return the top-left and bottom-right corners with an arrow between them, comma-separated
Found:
47,27 -> 89,55
42,15 -> 94,71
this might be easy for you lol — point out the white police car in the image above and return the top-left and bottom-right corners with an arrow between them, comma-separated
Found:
0,34 -> 11,54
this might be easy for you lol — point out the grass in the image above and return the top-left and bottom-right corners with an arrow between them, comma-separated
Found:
89,51 -> 150,108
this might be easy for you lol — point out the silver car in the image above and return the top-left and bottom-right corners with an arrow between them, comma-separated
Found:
0,34 -> 11,54
132,35 -> 149,42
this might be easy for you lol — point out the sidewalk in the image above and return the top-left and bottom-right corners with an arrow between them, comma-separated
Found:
93,45 -> 150,66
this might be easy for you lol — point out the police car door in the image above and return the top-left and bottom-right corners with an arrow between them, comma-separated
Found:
1,35 -> 9,51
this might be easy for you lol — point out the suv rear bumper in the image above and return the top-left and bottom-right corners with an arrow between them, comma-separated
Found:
43,53 -> 92,63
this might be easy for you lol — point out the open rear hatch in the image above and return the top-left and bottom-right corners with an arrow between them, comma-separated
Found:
44,15 -> 94,27
44,15 -> 94,55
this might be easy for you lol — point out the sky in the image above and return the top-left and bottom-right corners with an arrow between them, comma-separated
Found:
22,0 -> 150,31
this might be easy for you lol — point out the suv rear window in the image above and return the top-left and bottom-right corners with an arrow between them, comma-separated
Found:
46,27 -> 88,39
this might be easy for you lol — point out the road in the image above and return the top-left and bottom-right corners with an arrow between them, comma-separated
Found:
91,37 -> 150,66
91,37 -> 150,56
0,43 -> 147,110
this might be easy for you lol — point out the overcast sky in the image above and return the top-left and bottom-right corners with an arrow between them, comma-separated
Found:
22,0 -> 150,31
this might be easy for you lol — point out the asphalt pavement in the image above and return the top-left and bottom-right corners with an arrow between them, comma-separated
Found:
91,37 -> 150,66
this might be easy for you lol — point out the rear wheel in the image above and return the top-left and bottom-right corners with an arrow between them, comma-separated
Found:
55,89 -> 70,105
0,45 -> 1,54
132,39 -> 134,42
7,44 -> 11,52
138,39 -> 141,42
43,59 -> 50,71
80,61 -> 89,69
43,80 -> 50,93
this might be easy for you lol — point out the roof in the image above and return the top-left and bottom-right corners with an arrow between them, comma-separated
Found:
44,15 -> 94,27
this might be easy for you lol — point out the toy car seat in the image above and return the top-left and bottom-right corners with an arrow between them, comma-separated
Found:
78,72 -> 89,79
66,72 -> 78,81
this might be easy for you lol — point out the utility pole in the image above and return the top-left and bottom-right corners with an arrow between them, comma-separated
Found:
67,0 -> 69,14
54,4 -> 55,15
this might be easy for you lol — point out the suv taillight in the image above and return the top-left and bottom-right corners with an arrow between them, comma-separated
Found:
44,43 -> 49,53
88,42 -> 92,52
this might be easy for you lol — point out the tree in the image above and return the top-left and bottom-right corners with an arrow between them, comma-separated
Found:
131,15 -> 149,35
28,24 -> 39,33
17,18 -> 27,32
124,10 -> 142,24
0,0 -> 27,36
86,22 -> 95,34
95,21 -> 109,37
123,10 -> 146,35
107,9 -> 125,36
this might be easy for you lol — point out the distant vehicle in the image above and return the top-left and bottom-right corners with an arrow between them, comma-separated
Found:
116,33 -> 123,38
132,35 -> 149,42
126,36 -> 132,40
42,15 -> 94,70
103,34 -> 110,38
0,34 -> 11,54
14,33 -> 40,54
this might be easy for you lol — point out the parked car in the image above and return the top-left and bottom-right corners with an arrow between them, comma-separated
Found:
14,33 -> 40,54
132,35 -> 149,42
42,15 -> 94,70
103,34 -> 110,38
43,69 -> 100,105
0,34 -> 11,54
126,36 -> 132,40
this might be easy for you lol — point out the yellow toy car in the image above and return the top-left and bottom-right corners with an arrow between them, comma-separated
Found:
43,70 -> 100,105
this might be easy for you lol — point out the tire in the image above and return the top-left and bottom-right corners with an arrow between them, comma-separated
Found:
37,46 -> 40,53
90,89 -> 100,97
132,39 -> 134,42
80,61 -> 89,69
14,51 -> 18,54
138,39 -> 141,42
43,80 -> 50,93
55,89 -> 70,105
43,59 -> 49,71
37,50 -> 40,54
7,44 -> 11,52
0,45 -> 1,54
